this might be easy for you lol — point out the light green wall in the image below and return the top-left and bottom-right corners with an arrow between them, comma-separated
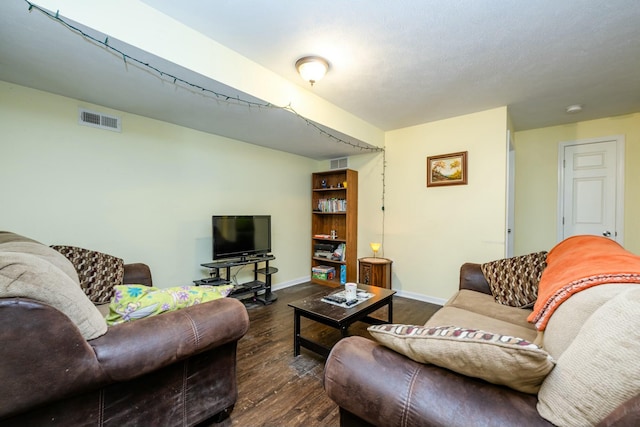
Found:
382,107 -> 509,302
1,81 -> 316,287
16,76 -> 636,303
513,113 -> 640,255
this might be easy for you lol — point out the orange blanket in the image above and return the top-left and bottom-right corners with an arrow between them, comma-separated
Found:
528,235 -> 640,331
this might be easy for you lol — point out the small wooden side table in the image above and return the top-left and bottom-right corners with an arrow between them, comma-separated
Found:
358,257 -> 393,289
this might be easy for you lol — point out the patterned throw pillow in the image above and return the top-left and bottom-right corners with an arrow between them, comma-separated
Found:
51,245 -> 124,304
481,251 -> 547,308
106,284 -> 235,325
368,324 -> 555,394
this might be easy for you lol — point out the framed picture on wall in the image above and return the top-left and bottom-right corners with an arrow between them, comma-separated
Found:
426,151 -> 468,187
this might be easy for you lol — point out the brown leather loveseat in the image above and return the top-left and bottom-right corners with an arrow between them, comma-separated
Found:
325,236 -> 640,426
0,231 -> 249,426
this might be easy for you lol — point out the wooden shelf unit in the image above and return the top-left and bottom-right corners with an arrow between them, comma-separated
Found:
311,169 -> 358,287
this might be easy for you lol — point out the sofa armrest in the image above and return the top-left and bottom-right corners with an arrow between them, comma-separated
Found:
324,336 -> 552,427
0,298 -> 110,418
459,262 -> 492,295
123,262 -> 153,287
90,297 -> 249,381
0,296 -> 248,420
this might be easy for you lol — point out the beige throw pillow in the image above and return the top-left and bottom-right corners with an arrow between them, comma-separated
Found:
543,283 -> 635,359
368,324 -> 555,394
0,234 -> 79,282
0,252 -> 107,340
537,287 -> 640,426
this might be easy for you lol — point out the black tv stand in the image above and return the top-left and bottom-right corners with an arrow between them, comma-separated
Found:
197,255 -> 278,305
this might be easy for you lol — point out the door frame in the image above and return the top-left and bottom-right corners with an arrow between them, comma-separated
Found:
556,135 -> 625,244
505,130 -> 515,257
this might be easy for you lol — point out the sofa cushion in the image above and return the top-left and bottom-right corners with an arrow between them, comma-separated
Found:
425,305 -> 537,343
0,251 -> 107,340
537,287 -> 640,426
481,251 -> 547,308
432,289 -> 536,337
368,324 -> 555,394
106,284 -> 235,325
543,283 -> 635,359
95,302 -> 110,317
51,245 -> 124,304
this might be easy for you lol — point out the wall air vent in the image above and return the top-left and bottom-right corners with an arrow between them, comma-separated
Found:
330,157 -> 348,170
78,108 -> 121,132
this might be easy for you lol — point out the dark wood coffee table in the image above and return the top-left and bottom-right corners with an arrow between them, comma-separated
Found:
288,283 -> 396,357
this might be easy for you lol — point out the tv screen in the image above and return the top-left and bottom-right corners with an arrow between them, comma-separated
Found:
212,215 -> 271,260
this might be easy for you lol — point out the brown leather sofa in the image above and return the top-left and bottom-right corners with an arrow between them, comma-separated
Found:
0,232 -> 250,426
324,261 -> 640,427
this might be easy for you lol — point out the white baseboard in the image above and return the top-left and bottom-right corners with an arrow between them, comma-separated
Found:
272,277 -> 445,307
393,289 -> 446,306
272,276 -> 310,291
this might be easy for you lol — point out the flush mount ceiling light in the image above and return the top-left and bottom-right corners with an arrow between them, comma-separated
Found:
295,56 -> 330,86
566,104 -> 583,114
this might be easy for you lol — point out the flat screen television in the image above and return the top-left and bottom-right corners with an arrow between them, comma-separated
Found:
212,215 -> 271,261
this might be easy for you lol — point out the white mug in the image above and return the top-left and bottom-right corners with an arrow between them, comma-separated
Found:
345,282 -> 357,300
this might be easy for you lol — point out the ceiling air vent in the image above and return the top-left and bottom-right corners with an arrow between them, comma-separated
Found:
78,108 -> 121,132
330,157 -> 348,170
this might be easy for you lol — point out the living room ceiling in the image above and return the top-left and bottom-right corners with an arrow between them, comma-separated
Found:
1,1 -> 639,159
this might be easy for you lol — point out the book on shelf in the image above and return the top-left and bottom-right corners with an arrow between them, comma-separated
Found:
316,198 -> 347,213
333,243 -> 346,261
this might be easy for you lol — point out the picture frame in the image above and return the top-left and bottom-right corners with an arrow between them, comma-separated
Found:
426,151 -> 468,187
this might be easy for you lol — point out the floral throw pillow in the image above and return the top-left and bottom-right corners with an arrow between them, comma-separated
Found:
106,284 -> 234,326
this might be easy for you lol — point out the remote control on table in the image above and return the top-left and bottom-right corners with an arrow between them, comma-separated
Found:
323,295 -> 347,304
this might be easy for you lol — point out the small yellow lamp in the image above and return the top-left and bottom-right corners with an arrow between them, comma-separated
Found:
369,242 -> 381,258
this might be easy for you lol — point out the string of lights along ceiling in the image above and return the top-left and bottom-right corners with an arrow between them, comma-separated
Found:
24,0 -> 388,242
23,0 -> 384,154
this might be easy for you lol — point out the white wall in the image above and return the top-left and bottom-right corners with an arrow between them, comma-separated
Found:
383,107 -> 509,302
1,81 -> 316,287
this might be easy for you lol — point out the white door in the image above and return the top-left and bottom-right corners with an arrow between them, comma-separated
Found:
558,136 -> 624,243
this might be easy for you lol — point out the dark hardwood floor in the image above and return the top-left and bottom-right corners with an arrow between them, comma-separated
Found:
215,282 -> 441,427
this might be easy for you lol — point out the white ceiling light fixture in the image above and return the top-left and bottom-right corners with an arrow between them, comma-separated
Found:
295,56 -> 330,86
566,104 -> 583,114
